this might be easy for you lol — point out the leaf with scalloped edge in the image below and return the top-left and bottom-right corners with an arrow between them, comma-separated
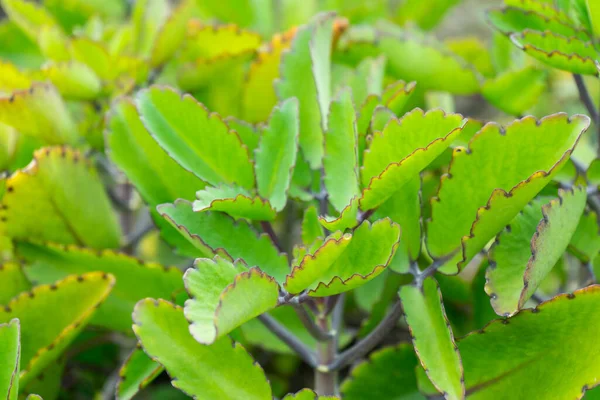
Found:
193,186 -> 276,221
460,285 -> 600,399
282,389 -> 339,399
158,200 -> 289,283
427,113 -> 589,274
149,0 -> 195,67
319,197 -> 360,233
0,272 -> 114,386
1,0 -> 61,42
399,277 -> 464,400
487,6 -> 590,40
510,30 -> 599,75
445,37 -> 495,78
255,98 -> 299,211
136,86 -> 255,190
340,343 -> 424,400
31,61 -> 101,100
569,210 -> 600,263
368,106 -> 395,135
482,66 -> 546,115
133,298 -> 272,400
0,262 -> 30,305
184,257 -> 279,345
334,56 -> 386,109
20,356 -> 65,400
0,319 -> 19,400
0,147 -> 122,249
302,206 -> 323,245
381,80 -> 417,116
225,117 -> 260,154
242,27 -> 296,122
324,89 -> 359,212
487,188 -> 585,316
0,83 -> 77,145
505,0 -> 572,24
276,13 -> 335,169
285,219 -> 400,296
16,241 -> 183,332
116,345 -> 163,400
360,108 -> 465,211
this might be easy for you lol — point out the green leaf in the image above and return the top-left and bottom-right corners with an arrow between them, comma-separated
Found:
381,80 -> 417,116
136,86 -> 255,190
301,206 -> 324,245
133,298 -> 272,400
184,257 -> 279,344
282,389 -> 339,399
399,277 -> 464,400
394,0 -> 460,30
0,61 -> 31,92
131,0 -> 170,58
0,147 -> 122,249
324,89 -> 360,212
1,0 -> 60,42
275,13 -> 335,169
588,0 -> 600,39
360,108 -> 465,211
0,83 -> 77,145
340,344 -> 425,400
0,319 -> 20,400
0,21 -> 44,68
158,200 -> 289,283
32,61 -> 102,100
225,117 -> 260,154
427,114 -> 589,274
17,241 -> 183,332
0,272 -> 114,386
116,345 -> 163,400
255,98 -> 300,211
569,210 -> 600,263
149,0 -> 194,67
285,219 -> 400,296
319,197 -> 359,233
487,187 -> 586,316
445,37 -> 495,78
0,262 -> 31,305
334,56 -> 386,108
510,30 -> 599,75
193,185 -> 277,221
481,66 -> 546,116
20,357 -> 65,400
460,286 -> 600,399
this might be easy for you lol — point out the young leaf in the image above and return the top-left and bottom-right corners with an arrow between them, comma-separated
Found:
0,262 -> 31,305
319,197 -> 359,233
275,13 -> 335,168
17,241 -> 183,332
158,200 -> 289,283
255,98 -> 300,211
184,257 -> 279,344
193,185 -> 277,221
0,83 -> 77,145
285,219 -> 400,296
399,277 -> 464,400
427,114 -> 589,274
136,86 -> 255,189
361,109 -> 465,210
133,298 -> 272,400
0,272 -> 114,386
340,344 -> 424,400
116,345 -> 163,400
460,286 -> 600,399
481,66 -> 546,115
149,0 -> 195,67
381,80 -> 417,116
0,319 -> 20,400
324,89 -> 360,212
487,187 -> 586,316
0,147 -> 122,249
302,206 -> 324,245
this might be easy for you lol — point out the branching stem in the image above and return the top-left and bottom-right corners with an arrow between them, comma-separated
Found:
293,304 -> 333,341
258,314 -> 316,367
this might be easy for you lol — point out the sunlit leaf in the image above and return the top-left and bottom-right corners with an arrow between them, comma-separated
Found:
0,319 -> 20,400
301,206 -> 323,246
0,262 -> 30,305
481,66 -> 546,115
0,61 -> 31,92
116,345 -> 163,400
32,61 -> 101,100
149,0 -> 195,67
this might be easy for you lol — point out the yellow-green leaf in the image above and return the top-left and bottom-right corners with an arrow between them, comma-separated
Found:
481,66 -> 546,116
0,319 -> 20,400
116,345 -> 163,400
0,262 -> 30,305
193,185 -> 276,221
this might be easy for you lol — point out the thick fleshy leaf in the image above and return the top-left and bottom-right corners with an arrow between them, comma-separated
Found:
158,200 -> 289,283
0,319 -> 20,400
133,298 -> 272,400
445,37 -> 495,78
0,147 -> 122,249
302,206 -> 323,245
399,277 -> 464,400
319,197 -> 359,233
275,13 -> 335,168
360,109 -> 465,210
460,286 -> 600,399
381,80 -> 417,116
1,0 -> 60,42
324,89 -> 359,212
33,61 -> 101,100
282,389 -> 338,399
242,28 -> 296,122
486,187 -> 586,316
225,117 -> 260,154
184,257 -> 279,344
510,30 -> 599,75
149,0 -> 195,67
481,66 -> 546,115
427,114 -> 589,274
0,272 -> 114,386
334,56 -> 386,108
136,86 -> 255,189
193,186 -> 277,221
20,357 -> 65,400
0,83 -> 77,144
0,61 -> 31,92
255,98 -> 300,211
116,345 -> 163,400
0,262 -> 31,304
17,241 -> 183,332
341,344 -> 424,400
285,219 -> 400,296
569,210 -> 600,263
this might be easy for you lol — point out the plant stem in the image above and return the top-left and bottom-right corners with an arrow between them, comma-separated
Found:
293,304 -> 333,341
328,300 -> 403,371
573,74 -> 600,157
258,314 -> 316,367
260,221 -> 283,251
314,313 -> 337,395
